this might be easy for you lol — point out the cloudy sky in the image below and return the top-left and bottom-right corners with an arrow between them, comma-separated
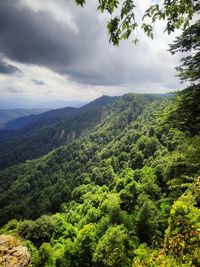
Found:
0,0 -> 183,108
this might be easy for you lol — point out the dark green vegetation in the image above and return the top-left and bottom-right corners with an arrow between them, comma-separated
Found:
0,96 -> 118,170
0,92 -> 199,266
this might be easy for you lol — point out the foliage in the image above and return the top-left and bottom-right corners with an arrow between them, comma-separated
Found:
0,92 -> 199,266
75,0 -> 198,45
0,94 -> 161,225
169,20 -> 200,84
167,17 -> 200,139
164,85 -> 200,138
165,179 -> 200,266
93,225 -> 132,266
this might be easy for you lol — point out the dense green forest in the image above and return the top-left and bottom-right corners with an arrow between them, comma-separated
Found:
0,90 -> 199,266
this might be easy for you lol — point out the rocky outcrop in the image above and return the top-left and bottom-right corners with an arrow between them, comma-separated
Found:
0,235 -> 31,267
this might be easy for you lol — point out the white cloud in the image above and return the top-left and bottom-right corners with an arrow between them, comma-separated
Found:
0,60 -> 125,105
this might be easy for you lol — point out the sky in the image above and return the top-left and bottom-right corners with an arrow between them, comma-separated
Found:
0,0 -> 183,108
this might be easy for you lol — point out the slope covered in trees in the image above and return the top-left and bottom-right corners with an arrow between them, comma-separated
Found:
0,92 -> 199,266
0,96 -> 119,170
3,96 -> 118,130
0,93 -> 157,224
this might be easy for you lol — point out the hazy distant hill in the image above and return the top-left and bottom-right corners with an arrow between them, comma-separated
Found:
4,107 -> 78,130
0,95 -> 119,170
4,95 -> 119,130
0,108 -> 47,129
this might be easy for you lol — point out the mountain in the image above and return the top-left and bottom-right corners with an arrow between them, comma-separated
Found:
0,95 -> 119,170
0,108 -> 47,129
0,92 -> 199,266
0,93 -> 167,223
3,95 -> 119,130
4,107 -> 78,130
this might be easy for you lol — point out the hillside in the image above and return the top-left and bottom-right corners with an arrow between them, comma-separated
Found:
3,95 -> 119,130
0,92 -> 199,266
0,96 -> 119,170
0,94 -> 161,222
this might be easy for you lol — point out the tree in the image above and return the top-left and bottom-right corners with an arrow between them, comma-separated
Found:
166,85 -> 200,135
93,225 -> 132,266
164,183 -> 200,265
167,19 -> 200,135
75,0 -> 198,45
73,224 -> 97,267
136,198 -> 159,244
169,20 -> 200,84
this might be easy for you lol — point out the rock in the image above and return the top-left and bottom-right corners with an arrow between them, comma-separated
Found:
0,235 -> 31,267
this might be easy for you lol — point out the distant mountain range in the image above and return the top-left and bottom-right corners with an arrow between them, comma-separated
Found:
0,99 -> 86,110
3,95 -> 119,130
0,108 -> 47,129
0,95 -> 119,170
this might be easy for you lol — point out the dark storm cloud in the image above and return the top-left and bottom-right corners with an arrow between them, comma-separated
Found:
0,0 -> 180,88
0,1 -> 77,67
0,58 -> 21,75
0,0 -> 111,85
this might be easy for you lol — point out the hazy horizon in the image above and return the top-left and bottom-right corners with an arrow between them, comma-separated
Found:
0,91 -> 175,110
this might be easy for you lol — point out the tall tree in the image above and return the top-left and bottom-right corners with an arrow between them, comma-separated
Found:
169,20 -> 200,84
167,18 -> 200,135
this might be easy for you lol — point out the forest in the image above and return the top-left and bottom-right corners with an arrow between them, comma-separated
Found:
0,88 -> 199,266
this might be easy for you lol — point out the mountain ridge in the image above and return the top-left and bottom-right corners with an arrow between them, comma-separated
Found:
0,93 -> 165,224
3,95 -> 119,130
0,95 -> 120,170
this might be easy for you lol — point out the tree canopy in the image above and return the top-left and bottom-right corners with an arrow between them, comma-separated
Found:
0,94 -> 199,266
